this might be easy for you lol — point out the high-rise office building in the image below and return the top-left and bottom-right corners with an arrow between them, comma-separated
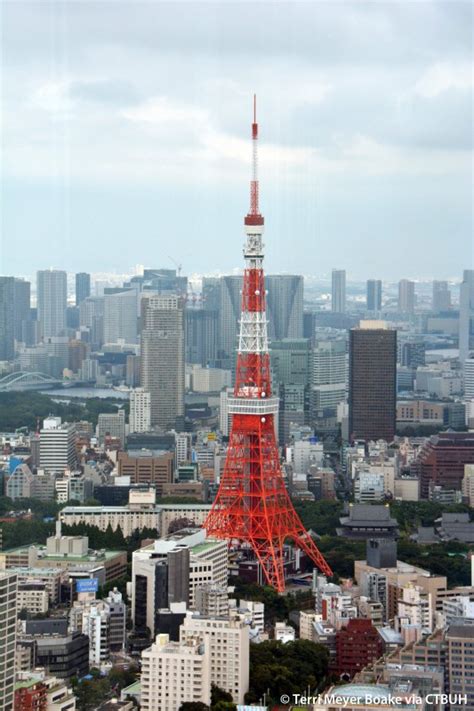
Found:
271,338 -> 311,443
0,277 -> 15,360
97,410 -> 126,447
311,339 -> 347,420
218,275 -> 243,365
432,280 -> 451,312
266,274 -> 304,340
185,308 -> 218,366
217,274 -> 304,364
103,289 -> 138,344
398,279 -> 415,314
0,571 -> 17,711
13,278 -> 31,343
142,268 -> 188,295
366,280 -> 382,312
349,321 -> 397,442
39,417 -> 77,473
459,269 -> 474,364
37,270 -> 67,339
75,273 -> 91,306
141,294 -> 185,430
79,296 -> 104,350
129,388 -> 151,434
202,277 -> 220,311
331,269 -> 346,313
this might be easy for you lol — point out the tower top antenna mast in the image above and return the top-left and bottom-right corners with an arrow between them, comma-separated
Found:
245,93 -> 264,227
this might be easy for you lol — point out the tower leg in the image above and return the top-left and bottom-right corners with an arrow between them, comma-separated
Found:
252,537 -> 286,592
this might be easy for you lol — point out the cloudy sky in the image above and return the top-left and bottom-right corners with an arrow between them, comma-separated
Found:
0,1 -> 472,280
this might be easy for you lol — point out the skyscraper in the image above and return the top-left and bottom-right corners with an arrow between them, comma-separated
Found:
79,296 -> 104,350
271,338 -> 311,443
13,278 -> 31,343
266,274 -> 304,339
398,279 -> 415,314
37,270 -> 67,339
366,279 -> 382,312
0,277 -> 15,360
332,269 -> 346,313
141,294 -> 185,430
75,272 -> 91,306
185,308 -> 218,366
217,274 -> 304,364
432,280 -> 451,312
0,571 -> 17,711
311,339 -> 347,420
349,321 -> 397,442
459,269 -> 474,364
103,289 -> 138,344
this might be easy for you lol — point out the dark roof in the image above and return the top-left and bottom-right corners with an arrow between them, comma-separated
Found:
415,526 -> 438,543
447,624 -> 474,639
349,504 -> 396,524
441,513 -> 470,523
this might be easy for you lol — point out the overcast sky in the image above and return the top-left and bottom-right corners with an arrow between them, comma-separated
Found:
0,0 -> 472,280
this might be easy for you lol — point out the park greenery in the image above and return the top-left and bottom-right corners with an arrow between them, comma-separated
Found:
71,666 -> 138,711
1,497 -> 471,586
245,639 -> 330,704
0,391 -> 127,431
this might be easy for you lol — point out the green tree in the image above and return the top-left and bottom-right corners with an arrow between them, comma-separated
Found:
211,685 -> 234,705
246,640 -> 329,704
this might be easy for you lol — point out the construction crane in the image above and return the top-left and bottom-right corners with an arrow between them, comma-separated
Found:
168,256 -> 182,277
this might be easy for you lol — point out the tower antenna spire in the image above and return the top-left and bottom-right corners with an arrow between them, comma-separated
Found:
246,94 -> 262,225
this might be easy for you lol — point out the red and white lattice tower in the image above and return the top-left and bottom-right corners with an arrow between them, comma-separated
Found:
205,96 -> 332,591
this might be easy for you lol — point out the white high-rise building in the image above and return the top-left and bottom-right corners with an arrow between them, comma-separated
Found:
462,464 -> 474,507
396,583 -> 433,638
464,357 -> 474,400
311,339 -> 347,417
0,572 -> 17,711
180,612 -> 250,704
141,633 -> 211,711
82,605 -> 110,667
175,432 -> 192,465
37,269 -> 67,340
331,269 -> 346,313
459,270 -> 474,364
39,418 -> 76,474
219,387 -> 233,437
129,388 -> 151,434
70,589 -> 126,666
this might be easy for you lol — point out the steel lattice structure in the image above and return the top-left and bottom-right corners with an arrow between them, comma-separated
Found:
205,97 -> 332,591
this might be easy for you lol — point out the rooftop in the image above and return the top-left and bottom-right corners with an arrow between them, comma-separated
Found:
2,544 -> 124,561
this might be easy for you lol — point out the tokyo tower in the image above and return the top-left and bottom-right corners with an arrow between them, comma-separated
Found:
205,97 -> 333,591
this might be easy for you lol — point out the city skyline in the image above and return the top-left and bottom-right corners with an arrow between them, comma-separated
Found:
1,1 -> 472,279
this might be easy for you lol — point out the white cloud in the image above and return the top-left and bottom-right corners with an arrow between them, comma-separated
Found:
413,61 -> 474,98
122,97 -> 208,125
